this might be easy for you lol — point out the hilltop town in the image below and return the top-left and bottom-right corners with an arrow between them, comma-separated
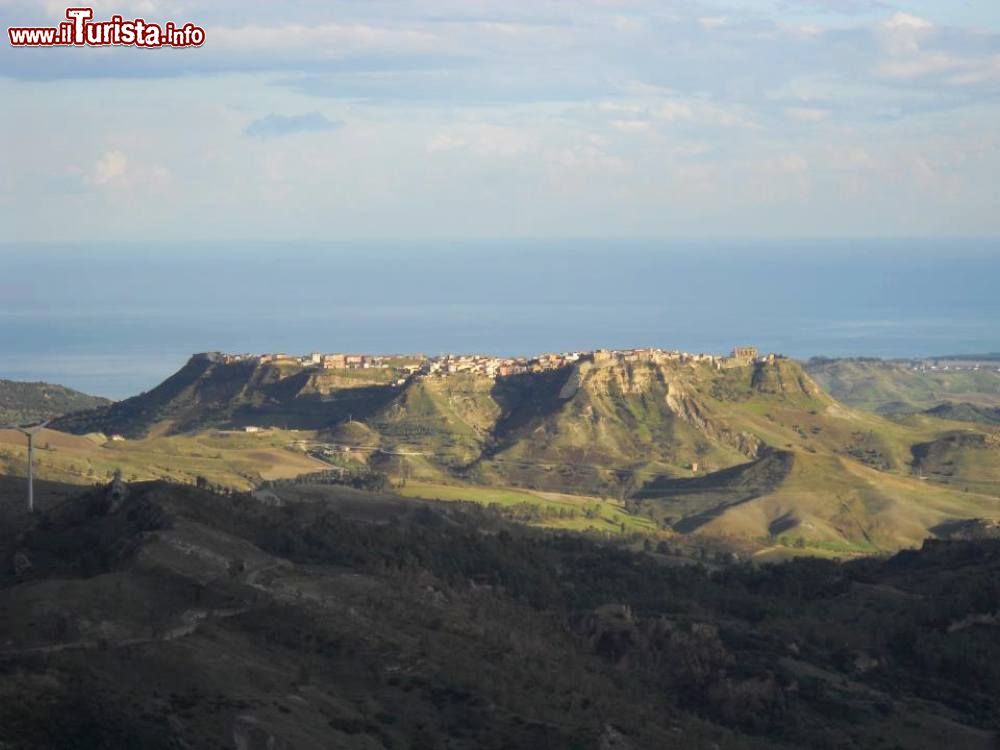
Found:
209,346 -> 774,380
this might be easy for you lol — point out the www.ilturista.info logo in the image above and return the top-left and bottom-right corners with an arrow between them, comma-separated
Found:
8,7 -> 205,48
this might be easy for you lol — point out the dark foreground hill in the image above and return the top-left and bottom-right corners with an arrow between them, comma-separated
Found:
0,479 -> 997,749
0,379 -> 110,426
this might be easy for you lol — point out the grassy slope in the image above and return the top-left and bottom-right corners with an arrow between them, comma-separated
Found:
697,451 -> 1000,552
633,360 -> 1000,551
805,358 -> 1000,413
0,427 -> 327,490
367,374 -> 497,466
688,360 -> 929,471
397,480 -> 658,535
910,431 -> 1000,497
477,362 -> 748,495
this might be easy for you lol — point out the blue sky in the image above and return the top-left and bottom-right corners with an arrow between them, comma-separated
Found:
2,0 -> 999,241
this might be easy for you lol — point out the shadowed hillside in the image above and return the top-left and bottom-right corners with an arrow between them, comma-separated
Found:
923,402 -> 1000,426
51,354 -> 403,438
0,479 -> 998,749
911,432 -> 1000,498
634,451 -> 796,531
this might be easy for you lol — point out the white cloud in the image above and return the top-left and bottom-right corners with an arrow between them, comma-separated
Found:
244,112 -> 340,138
698,102 -> 754,128
948,55 -> 1000,86
594,94 -> 749,137
795,24 -> 823,38
40,0 -> 163,18
785,106 -> 831,122
426,124 -> 535,158
92,150 -> 129,186
776,154 -> 809,175
427,133 -> 465,153
883,13 -> 934,33
653,101 -> 694,122
829,146 -> 876,172
871,12 -> 994,85
209,23 -> 442,57
672,143 -> 711,158
550,143 -> 625,174
877,53 -> 965,80
699,17 -> 728,30
611,119 -> 653,133
5,1 -> 1000,240
598,101 -> 644,115
879,12 -> 935,56
87,150 -> 171,191
610,15 -> 645,34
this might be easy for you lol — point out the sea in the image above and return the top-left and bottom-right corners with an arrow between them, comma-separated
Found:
2,238 -> 998,400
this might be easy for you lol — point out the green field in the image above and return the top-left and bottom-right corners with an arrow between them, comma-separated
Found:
0,427 -> 328,491
398,481 -> 659,535
805,358 -> 1000,414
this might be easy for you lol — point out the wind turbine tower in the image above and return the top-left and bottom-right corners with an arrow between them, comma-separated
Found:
2,420 -> 51,513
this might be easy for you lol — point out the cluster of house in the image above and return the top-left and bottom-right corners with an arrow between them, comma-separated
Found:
911,358 -> 1000,373
424,352 -> 580,378
208,346 -> 767,379
218,352 -> 397,369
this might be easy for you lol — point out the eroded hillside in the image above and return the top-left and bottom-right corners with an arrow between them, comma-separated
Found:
43,354 -> 1000,553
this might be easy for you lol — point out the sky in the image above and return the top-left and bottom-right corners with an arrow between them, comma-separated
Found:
2,0 -> 1000,241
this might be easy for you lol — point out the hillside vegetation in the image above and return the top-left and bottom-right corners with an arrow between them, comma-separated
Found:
805,358 -> 1000,415
40,354 -> 1000,554
923,402 -> 1000,425
0,380 -> 109,425
0,427 -> 328,491
0,479 -> 997,749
